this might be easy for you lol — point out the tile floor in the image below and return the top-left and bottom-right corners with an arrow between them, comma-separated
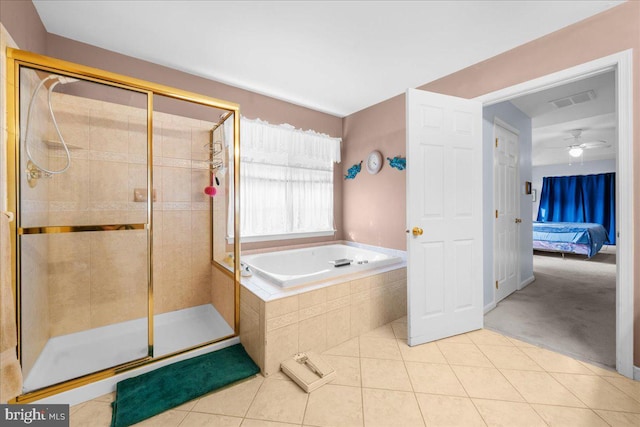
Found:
70,317 -> 640,426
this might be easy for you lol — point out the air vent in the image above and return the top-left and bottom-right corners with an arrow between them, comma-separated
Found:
549,90 -> 596,109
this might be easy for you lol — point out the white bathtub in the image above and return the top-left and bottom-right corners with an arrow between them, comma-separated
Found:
242,244 -> 402,288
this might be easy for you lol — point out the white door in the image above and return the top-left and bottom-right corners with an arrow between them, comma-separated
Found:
494,123 -> 520,303
406,89 -> 483,346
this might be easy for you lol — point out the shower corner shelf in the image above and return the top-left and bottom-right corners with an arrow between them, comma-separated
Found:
44,139 -> 83,150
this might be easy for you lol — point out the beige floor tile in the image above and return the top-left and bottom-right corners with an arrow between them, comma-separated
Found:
391,322 -> 407,339
93,392 -> 115,402
603,376 -> 640,402
303,384 -> 363,427
437,342 -> 493,367
500,369 -> 585,407
362,324 -> 396,339
132,410 -> 188,427
451,366 -> 525,402
477,344 -> 543,371
321,354 -> 361,387
531,405 -> 608,427
323,337 -> 359,357
405,362 -> 467,397
415,394 -> 485,427
551,373 -> 640,412
245,379 -> 308,424
241,420 -> 300,427
594,410 -> 640,427
506,336 -> 537,348
192,375 -> 264,417
520,347 -> 595,374
70,401 -> 113,427
266,371 -> 290,381
70,402 -> 87,416
361,357 -> 412,391
391,315 -> 407,323
466,329 -> 514,346
359,336 -> 402,360
579,361 -> 622,377
68,320 -> 628,427
397,340 -> 447,364
174,412 -> 241,427
436,333 -> 473,344
174,398 -> 198,411
362,388 -> 425,427
472,399 -> 546,427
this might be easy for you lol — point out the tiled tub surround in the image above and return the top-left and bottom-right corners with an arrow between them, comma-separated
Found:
240,243 -> 407,376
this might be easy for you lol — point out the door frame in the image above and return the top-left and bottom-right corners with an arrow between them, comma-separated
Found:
474,50 -> 634,378
493,118 -> 521,303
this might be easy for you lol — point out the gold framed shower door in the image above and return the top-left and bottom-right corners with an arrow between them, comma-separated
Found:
6,48 -> 241,403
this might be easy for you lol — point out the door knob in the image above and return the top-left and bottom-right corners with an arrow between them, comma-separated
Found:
515,218 -> 522,224
412,227 -> 423,236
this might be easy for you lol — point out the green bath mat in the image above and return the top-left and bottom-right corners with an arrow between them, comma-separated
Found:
110,344 -> 260,427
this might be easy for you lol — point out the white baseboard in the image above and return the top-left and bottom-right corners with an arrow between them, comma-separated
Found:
634,365 -> 640,381
519,275 -> 535,290
484,301 -> 497,314
34,337 -> 240,406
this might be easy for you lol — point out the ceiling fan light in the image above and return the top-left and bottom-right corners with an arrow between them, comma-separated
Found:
569,146 -> 583,158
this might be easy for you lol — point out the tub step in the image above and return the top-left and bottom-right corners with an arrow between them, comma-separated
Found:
281,352 -> 336,393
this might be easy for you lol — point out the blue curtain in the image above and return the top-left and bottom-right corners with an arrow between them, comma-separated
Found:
537,172 -> 615,244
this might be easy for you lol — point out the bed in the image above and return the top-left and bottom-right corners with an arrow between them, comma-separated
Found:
532,221 -> 609,258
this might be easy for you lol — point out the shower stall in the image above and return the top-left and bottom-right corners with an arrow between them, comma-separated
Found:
6,49 -> 241,401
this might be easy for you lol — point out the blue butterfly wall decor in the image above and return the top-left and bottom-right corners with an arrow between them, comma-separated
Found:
387,156 -> 406,171
344,161 -> 363,180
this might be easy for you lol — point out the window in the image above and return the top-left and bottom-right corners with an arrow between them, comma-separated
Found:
227,117 -> 341,242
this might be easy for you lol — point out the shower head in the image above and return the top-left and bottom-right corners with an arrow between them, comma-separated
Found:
56,76 -> 79,85
45,75 -> 79,87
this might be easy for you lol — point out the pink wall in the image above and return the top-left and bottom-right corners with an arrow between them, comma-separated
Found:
342,94 -> 406,250
0,0 -> 46,54
342,1 -> 640,364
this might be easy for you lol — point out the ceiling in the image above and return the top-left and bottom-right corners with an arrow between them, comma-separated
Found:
32,1 -> 623,118
510,71 -> 616,167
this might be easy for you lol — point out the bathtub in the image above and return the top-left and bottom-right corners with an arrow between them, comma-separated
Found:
242,243 -> 402,288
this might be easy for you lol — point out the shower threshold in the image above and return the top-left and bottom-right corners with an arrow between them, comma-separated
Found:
23,304 -> 233,393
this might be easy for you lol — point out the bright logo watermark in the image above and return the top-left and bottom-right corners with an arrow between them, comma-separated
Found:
0,404 -> 69,426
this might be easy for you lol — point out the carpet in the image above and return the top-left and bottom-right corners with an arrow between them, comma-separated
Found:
485,248 -> 616,368
110,344 -> 260,427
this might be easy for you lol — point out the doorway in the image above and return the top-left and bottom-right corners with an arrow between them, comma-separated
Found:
475,51 -> 634,378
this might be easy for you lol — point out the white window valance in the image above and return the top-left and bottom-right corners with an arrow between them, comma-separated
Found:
226,117 -> 341,241
235,117 -> 341,170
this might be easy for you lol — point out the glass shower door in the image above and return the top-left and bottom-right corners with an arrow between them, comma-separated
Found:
18,66 -> 151,392
151,95 -> 235,357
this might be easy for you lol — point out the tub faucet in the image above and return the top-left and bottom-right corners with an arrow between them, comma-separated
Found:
240,262 -> 252,277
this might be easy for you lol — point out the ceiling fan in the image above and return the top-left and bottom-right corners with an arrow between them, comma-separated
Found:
561,129 -> 610,158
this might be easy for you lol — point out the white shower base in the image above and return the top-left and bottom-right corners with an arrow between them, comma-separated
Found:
23,304 -> 233,393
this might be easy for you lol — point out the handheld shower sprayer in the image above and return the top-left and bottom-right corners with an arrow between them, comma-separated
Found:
24,74 -> 79,186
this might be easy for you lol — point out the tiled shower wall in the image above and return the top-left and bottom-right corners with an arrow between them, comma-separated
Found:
151,109 -> 217,316
18,88 -> 232,368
